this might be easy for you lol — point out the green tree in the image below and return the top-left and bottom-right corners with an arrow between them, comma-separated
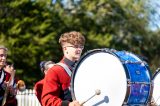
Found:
0,0 -> 159,88
0,0 -> 61,88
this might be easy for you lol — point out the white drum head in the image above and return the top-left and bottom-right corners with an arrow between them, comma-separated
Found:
72,51 -> 127,106
153,71 -> 160,105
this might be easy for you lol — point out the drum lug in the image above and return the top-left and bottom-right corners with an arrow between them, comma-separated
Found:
123,102 -> 127,105
156,67 -> 160,72
110,49 -> 117,52
127,79 -> 131,86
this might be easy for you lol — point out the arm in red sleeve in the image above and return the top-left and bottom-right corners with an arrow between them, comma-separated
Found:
41,66 -> 70,106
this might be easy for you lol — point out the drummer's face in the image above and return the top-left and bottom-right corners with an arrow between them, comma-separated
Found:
0,49 -> 7,68
63,43 -> 84,61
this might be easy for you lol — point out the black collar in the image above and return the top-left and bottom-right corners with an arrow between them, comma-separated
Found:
63,58 -> 75,70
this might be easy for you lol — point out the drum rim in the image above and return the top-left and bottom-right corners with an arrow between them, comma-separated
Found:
152,69 -> 160,80
152,68 -> 160,105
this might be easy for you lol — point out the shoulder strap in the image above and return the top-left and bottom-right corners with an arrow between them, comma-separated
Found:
56,63 -> 72,77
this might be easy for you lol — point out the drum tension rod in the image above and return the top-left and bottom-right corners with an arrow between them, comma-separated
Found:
156,67 -> 160,72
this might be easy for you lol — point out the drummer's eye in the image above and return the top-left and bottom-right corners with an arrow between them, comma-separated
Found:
0,54 -> 7,58
74,45 -> 84,49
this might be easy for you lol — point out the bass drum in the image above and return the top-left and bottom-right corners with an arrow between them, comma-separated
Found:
152,68 -> 160,105
71,48 -> 152,106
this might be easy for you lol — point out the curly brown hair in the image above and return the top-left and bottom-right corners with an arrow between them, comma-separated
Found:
59,31 -> 85,46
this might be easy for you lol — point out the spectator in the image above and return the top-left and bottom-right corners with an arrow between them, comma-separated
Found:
34,61 -> 55,105
0,45 -> 17,106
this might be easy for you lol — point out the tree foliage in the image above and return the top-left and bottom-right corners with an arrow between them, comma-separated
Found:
0,0 -> 159,88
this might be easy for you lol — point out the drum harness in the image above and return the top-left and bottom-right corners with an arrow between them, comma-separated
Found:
56,63 -> 72,77
56,62 -> 73,102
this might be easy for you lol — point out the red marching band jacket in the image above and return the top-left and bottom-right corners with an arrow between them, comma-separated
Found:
41,58 -> 73,106
34,79 -> 44,105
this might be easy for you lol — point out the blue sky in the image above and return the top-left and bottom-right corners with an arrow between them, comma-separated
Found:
149,0 -> 160,31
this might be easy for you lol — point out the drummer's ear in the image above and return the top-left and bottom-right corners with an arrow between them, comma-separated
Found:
63,47 -> 68,54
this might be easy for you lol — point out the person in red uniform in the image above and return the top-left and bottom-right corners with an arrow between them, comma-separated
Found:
34,61 -> 55,105
41,31 -> 85,106
0,46 -> 17,106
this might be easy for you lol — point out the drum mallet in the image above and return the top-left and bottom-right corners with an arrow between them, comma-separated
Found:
80,89 -> 101,106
